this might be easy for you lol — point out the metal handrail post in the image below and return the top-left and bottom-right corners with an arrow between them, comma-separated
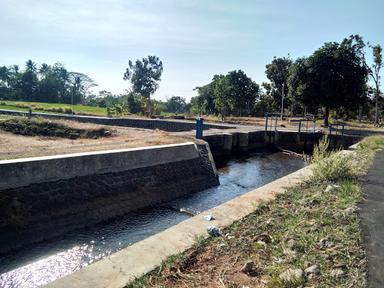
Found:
313,119 -> 316,134
298,120 -> 302,134
274,115 -> 278,132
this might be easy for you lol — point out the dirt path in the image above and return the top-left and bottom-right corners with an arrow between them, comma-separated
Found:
360,150 -> 384,287
0,118 -> 193,160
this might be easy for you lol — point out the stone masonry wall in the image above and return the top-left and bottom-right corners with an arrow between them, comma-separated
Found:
0,144 -> 219,253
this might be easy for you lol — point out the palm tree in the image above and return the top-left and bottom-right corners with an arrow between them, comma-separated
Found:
25,60 -> 37,72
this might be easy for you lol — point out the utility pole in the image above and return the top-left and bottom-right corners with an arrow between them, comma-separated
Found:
281,83 -> 284,121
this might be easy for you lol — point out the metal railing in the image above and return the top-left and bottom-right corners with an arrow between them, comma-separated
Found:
328,122 -> 347,137
264,112 -> 279,132
265,113 -> 318,134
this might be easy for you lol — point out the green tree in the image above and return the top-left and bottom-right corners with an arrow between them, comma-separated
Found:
0,66 -> 12,99
189,96 -> 203,115
68,72 -> 97,105
265,56 -> 292,117
123,56 -> 163,117
38,63 -> 70,103
19,60 -> 38,101
253,83 -> 276,116
369,44 -> 383,124
38,63 -> 57,102
212,71 -> 259,119
127,92 -> 145,114
288,35 -> 368,126
0,60 -> 96,104
212,74 -> 231,120
166,96 -> 187,113
225,70 -> 259,116
5,65 -> 21,99
0,66 -> 10,84
192,83 -> 216,115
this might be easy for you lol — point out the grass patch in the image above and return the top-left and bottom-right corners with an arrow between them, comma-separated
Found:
310,137 -> 373,183
0,117 -> 111,139
126,137 -> 384,288
0,100 -> 107,116
358,135 -> 384,151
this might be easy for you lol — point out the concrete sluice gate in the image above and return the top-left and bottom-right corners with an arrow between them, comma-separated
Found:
0,132 -> 359,288
203,130 -> 360,158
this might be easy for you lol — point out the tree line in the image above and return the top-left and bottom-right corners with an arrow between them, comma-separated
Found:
190,35 -> 383,125
120,35 -> 381,125
0,60 -> 96,104
1,34 -> 382,125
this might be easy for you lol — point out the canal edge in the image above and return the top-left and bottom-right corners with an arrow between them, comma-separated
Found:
45,165 -> 313,288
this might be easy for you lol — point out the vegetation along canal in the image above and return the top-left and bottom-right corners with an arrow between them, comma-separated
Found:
0,151 -> 305,288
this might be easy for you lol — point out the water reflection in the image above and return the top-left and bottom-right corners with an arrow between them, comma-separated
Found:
0,152 -> 304,288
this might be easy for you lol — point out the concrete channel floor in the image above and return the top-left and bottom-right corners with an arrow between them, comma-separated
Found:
360,150 -> 384,287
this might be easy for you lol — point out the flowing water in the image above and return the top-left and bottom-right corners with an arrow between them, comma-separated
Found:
0,151 -> 305,288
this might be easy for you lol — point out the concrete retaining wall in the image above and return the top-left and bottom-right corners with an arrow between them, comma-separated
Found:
0,109 -> 234,132
0,142 -> 219,253
204,130 -> 361,157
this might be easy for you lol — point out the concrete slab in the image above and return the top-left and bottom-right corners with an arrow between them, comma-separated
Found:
46,165 -> 312,288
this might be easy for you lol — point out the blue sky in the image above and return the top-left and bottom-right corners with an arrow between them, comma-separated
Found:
0,0 -> 383,101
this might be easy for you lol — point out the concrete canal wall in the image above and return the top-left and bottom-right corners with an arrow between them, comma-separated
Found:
0,142 -> 219,253
0,109 -> 235,132
46,143 -> 361,288
46,164 -> 314,288
203,130 -> 360,157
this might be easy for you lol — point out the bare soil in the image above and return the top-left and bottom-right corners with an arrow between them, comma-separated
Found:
0,117 -> 192,160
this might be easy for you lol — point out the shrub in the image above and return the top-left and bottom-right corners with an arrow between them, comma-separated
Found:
358,136 -> 384,151
0,117 -> 111,139
311,137 -> 357,182
15,103 -> 30,108
63,107 -> 73,114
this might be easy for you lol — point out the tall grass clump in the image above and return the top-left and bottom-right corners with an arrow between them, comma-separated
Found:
358,135 -> 384,151
311,137 -> 357,182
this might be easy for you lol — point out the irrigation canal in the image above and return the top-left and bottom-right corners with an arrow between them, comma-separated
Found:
0,151 -> 305,288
